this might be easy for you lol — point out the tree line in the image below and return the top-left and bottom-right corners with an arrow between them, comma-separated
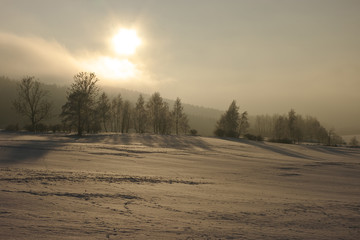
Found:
8,73 -> 355,146
214,100 -> 347,146
248,111 -> 345,145
11,72 -> 190,136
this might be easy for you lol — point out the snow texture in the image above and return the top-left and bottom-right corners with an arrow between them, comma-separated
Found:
0,132 -> 359,239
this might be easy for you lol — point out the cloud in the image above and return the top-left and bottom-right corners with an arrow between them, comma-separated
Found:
0,32 -> 156,88
0,32 -> 79,82
77,54 -> 157,88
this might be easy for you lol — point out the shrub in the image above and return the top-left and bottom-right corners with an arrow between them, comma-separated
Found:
214,128 -> 225,137
256,135 -> 264,141
190,129 -> 198,136
24,123 -> 48,132
5,124 -> 19,132
244,133 -> 263,141
50,124 -> 63,133
226,130 -> 239,138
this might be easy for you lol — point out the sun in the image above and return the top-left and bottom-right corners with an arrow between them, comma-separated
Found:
80,28 -> 142,81
112,28 -> 141,55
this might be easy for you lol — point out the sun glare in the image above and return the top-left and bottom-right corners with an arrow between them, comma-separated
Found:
80,28 -> 143,81
112,29 -> 141,55
82,57 -> 138,80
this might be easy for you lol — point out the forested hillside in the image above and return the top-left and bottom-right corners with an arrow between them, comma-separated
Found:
0,76 -> 221,136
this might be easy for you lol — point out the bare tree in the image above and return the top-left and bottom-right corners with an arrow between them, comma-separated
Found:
238,111 -> 249,137
251,114 -> 275,138
110,94 -> 123,132
121,100 -> 131,133
173,97 -> 185,135
133,94 -> 147,133
97,92 -> 111,132
146,92 -> 172,134
274,115 -> 289,141
171,97 -> 190,135
327,129 -> 334,146
288,109 -> 297,143
159,102 -> 172,135
13,76 -> 52,132
61,72 -> 100,136
179,114 -> 190,135
249,111 -> 338,145
349,137 -> 359,147
147,92 -> 163,134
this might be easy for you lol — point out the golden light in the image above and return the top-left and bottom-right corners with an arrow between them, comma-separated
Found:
81,57 -> 138,80
112,29 -> 141,55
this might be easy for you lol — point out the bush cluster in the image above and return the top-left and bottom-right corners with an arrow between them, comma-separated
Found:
244,134 -> 263,141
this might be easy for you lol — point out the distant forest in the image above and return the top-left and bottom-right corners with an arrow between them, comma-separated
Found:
0,74 -> 353,146
215,101 -> 346,146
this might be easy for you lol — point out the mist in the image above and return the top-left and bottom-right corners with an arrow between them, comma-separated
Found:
0,32 -> 79,83
0,31 -> 157,91
1,0 -> 360,134
1,2 -> 360,239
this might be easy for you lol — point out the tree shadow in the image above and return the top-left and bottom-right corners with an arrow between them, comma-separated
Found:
302,144 -> 360,157
221,137 -> 314,160
138,134 -> 213,150
0,133 -> 66,165
71,133 -> 213,151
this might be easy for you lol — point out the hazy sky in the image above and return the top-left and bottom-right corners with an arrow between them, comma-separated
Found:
1,0 -> 359,132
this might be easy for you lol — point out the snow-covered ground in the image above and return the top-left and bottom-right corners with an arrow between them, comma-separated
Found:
0,132 -> 359,239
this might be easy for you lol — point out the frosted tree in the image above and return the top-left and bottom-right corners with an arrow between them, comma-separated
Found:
214,100 -> 240,138
179,114 -> 190,135
146,92 -> 172,134
238,111 -> 249,137
288,109 -> 297,143
110,94 -> 123,132
349,137 -> 359,147
61,72 -> 100,136
159,102 -> 172,134
121,100 -> 132,133
97,92 -> 111,132
274,115 -> 289,141
133,94 -> 147,133
147,92 -> 163,134
172,97 -> 189,135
